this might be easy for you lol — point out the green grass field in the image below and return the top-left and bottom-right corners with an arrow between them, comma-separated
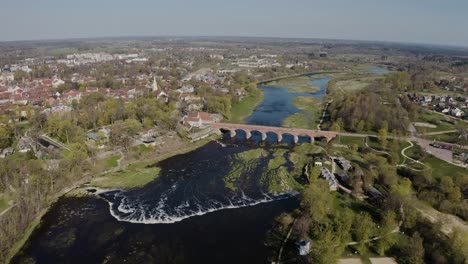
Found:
414,110 -> 468,133
425,132 -> 468,145
105,155 -> 121,168
423,156 -> 466,179
229,90 -> 263,124
92,162 -> 161,189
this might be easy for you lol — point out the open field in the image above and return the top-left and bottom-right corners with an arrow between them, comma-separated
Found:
425,132 -> 468,145
414,110 -> 468,133
330,75 -> 382,93
91,162 -> 161,189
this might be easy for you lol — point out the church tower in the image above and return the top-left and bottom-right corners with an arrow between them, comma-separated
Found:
152,75 -> 158,92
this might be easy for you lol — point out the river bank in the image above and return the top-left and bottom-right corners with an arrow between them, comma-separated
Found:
6,134 -> 221,262
91,134 -> 221,189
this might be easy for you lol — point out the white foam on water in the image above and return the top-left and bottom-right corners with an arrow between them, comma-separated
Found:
104,190 -> 297,225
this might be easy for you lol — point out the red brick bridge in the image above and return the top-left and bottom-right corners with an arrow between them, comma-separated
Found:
210,123 -> 337,143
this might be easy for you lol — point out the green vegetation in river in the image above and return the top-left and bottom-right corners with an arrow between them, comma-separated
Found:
288,85 -> 320,93
283,97 -> 322,129
265,76 -> 311,87
223,145 -> 324,194
223,149 -> 269,191
260,149 -> 301,194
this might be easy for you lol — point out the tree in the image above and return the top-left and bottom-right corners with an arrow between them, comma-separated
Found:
403,232 -> 425,264
378,127 -> 388,149
351,144 -> 359,155
309,226 -> 342,264
375,211 -> 398,256
353,212 -> 376,255
301,180 -> 332,223
109,119 -> 142,151
0,126 -> 13,149
357,120 -> 365,133
449,229 -> 468,263
331,118 -> 343,143
308,166 -> 321,183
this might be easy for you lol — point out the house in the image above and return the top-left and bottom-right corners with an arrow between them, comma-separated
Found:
366,185 -> 384,200
450,108 -> 464,117
51,78 -> 65,88
320,167 -> 338,191
177,85 -> 195,94
314,161 -> 323,167
335,171 -> 350,187
335,157 -> 352,171
140,129 -> 159,143
17,137 -> 32,153
0,147 -> 14,158
86,132 -> 99,141
182,112 -> 216,129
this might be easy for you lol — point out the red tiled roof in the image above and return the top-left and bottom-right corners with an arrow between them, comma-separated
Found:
187,111 -> 199,118
199,112 -> 214,121
184,117 -> 200,122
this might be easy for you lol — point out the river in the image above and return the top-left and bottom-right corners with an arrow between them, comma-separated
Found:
11,74 -> 331,264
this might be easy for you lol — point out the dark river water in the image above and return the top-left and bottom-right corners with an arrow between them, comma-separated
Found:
12,74 -> 331,264
246,75 -> 329,127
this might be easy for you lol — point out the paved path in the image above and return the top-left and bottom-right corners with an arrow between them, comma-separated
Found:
365,137 -> 391,156
423,130 -> 458,136
0,202 -> 15,217
317,99 -> 333,130
276,218 -> 298,263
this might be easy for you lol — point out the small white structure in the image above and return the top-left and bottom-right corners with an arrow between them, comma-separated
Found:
314,161 -> 323,167
298,240 -> 310,256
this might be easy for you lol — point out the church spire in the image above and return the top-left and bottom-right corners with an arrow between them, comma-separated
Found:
153,75 -> 158,92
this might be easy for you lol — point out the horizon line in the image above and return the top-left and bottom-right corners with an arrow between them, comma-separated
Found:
1,34 -> 468,51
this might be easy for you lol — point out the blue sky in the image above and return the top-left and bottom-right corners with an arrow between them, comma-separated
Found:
1,0 -> 467,46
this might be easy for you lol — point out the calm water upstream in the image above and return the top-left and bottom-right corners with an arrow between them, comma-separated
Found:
12,74 -> 330,264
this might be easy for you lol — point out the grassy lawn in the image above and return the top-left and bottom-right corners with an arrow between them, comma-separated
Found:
425,132 -> 468,145
337,135 -> 366,147
106,154 -> 121,168
333,77 -> 380,93
92,162 -> 161,189
423,155 -> 466,179
401,141 -> 466,178
414,110 -> 467,133
229,90 -> 263,124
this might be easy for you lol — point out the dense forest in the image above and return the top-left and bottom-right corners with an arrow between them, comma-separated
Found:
328,80 -> 410,135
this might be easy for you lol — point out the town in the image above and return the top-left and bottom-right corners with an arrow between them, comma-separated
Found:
0,36 -> 467,264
